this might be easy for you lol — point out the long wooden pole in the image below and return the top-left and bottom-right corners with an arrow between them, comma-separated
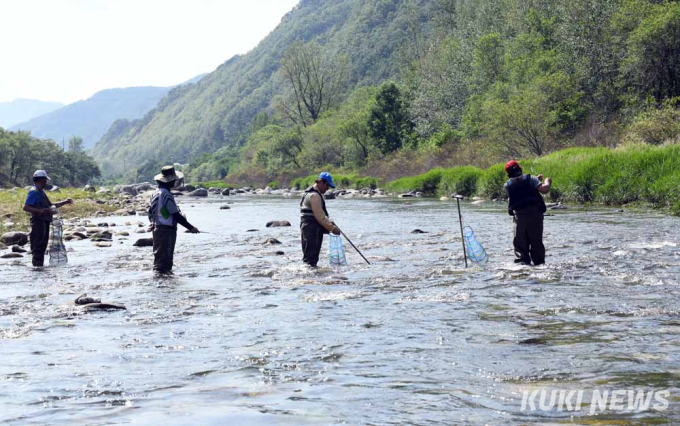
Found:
339,230 -> 371,265
456,197 -> 468,268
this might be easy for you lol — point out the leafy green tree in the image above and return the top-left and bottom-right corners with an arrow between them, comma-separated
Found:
369,82 -> 414,154
621,1 -> 680,104
68,136 -> 85,153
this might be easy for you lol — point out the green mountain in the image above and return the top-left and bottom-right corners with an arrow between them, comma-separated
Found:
0,99 -> 64,129
93,0 -> 431,177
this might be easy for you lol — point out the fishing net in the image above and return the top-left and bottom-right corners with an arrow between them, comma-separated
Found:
328,234 -> 348,267
48,219 -> 68,266
463,225 -> 489,264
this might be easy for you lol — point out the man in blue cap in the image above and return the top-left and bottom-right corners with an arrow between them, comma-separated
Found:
299,172 -> 341,267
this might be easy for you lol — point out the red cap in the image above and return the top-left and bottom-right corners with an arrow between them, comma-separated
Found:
505,160 -> 521,172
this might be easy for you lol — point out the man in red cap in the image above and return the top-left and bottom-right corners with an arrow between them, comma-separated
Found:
504,160 -> 551,265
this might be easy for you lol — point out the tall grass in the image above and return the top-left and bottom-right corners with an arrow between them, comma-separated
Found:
0,188 -> 119,233
382,144 -> 680,214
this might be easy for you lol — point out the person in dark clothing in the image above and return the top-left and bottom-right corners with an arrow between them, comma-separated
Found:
148,166 -> 199,275
504,160 -> 552,266
22,170 -> 73,267
300,172 -> 341,267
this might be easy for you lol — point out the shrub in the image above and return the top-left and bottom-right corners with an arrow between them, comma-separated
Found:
438,166 -> 483,197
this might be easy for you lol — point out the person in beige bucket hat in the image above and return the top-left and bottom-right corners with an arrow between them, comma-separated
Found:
148,166 -> 199,275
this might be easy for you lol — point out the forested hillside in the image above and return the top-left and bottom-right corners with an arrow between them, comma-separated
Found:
96,0 -> 680,187
93,0 -> 431,180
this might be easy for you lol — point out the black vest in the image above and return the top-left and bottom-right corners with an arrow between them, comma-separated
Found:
506,175 -> 546,213
300,187 -> 329,217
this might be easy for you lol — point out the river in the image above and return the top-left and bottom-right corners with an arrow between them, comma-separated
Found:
1,195 -> 679,425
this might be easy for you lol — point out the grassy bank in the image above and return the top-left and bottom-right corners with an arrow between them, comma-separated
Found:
384,144 -> 680,215
0,188 -> 118,233
291,173 -> 380,190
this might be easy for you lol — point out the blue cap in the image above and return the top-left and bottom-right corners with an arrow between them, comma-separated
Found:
318,172 -> 335,188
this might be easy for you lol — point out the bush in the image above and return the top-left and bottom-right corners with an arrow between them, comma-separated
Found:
438,166 -> 483,196
267,181 -> 280,190
477,164 -> 508,200
385,168 -> 443,194
192,180 -> 232,189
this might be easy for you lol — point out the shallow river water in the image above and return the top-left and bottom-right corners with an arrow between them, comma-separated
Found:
1,195 -> 679,425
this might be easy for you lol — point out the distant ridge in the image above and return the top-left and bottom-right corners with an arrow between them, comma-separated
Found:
0,99 -> 64,129
10,73 -> 206,150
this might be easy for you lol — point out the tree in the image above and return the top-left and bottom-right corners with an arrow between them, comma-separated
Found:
621,1 -> 680,104
278,41 -> 349,127
68,136 -> 85,153
368,82 -> 414,154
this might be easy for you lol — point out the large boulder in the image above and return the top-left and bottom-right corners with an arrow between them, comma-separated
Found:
97,187 -> 110,194
324,191 -> 336,200
119,185 -> 138,196
183,184 -> 196,192
188,189 -> 208,197
134,183 -> 155,192
133,238 -> 154,247
83,185 -> 96,192
1,232 -> 28,246
266,221 -> 291,228
221,188 -> 231,196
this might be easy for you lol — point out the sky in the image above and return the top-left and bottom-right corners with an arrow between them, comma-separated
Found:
0,0 -> 300,104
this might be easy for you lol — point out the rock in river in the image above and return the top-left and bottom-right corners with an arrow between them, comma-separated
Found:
133,238 -> 154,247
188,189 -> 208,197
266,220 -> 291,227
1,232 -> 28,246
1,253 -> 23,259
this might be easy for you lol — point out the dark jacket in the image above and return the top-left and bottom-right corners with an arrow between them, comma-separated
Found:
506,174 -> 546,215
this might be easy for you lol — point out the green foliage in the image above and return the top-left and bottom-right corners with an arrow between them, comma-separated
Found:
369,82 -> 414,154
385,168 -> 443,194
290,173 -> 378,190
382,144 -> 680,213
191,180 -> 232,189
0,129 -> 100,187
439,166 -> 484,197
477,164 -> 508,200
623,99 -> 680,145
620,1 -> 680,104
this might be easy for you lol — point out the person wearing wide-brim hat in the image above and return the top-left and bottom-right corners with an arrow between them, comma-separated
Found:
148,166 -> 199,274
22,170 -> 74,267
299,172 -> 341,267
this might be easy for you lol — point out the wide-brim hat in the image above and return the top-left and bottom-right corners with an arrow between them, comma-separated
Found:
154,166 -> 184,183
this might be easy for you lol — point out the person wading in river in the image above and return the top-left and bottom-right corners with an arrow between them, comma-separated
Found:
504,160 -> 552,266
300,172 -> 341,267
22,170 -> 73,267
148,166 -> 199,275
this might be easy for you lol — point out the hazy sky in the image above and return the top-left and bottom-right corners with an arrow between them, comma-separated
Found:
0,0 -> 299,104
